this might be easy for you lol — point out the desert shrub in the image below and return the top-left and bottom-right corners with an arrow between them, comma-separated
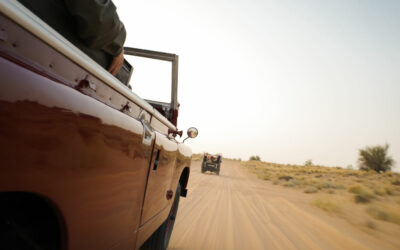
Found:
272,179 -> 279,185
384,172 -> 393,177
304,186 -> 318,194
374,188 -> 387,196
348,185 -> 374,203
366,206 -> 400,226
316,182 -> 338,190
345,172 -> 359,177
277,174 -> 293,181
367,207 -> 389,221
312,199 -> 341,213
283,179 -> 300,187
391,177 -> 400,186
261,173 -> 271,180
302,178 -> 318,187
384,186 -> 394,195
249,155 -> 261,161
373,186 -> 394,196
355,193 -> 374,203
348,185 -> 363,194
358,144 -> 394,173
304,159 -> 313,166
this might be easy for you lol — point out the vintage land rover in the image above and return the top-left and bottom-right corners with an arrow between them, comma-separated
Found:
201,153 -> 222,175
0,1 -> 197,249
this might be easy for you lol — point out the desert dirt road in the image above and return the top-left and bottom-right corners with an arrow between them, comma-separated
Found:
168,160 -> 397,250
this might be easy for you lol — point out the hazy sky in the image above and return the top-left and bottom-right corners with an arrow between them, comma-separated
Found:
114,0 -> 400,170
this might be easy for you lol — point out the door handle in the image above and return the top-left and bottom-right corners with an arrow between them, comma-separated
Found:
141,120 -> 153,146
139,112 -> 153,146
153,149 -> 161,170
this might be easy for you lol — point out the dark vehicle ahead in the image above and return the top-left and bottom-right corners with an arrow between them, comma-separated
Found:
201,153 -> 222,175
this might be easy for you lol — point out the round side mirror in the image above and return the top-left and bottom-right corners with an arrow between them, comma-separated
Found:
187,127 -> 198,138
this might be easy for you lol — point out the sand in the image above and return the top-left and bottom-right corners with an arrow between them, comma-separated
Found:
169,160 -> 398,250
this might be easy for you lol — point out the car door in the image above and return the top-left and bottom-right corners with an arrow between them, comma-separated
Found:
140,124 -> 178,224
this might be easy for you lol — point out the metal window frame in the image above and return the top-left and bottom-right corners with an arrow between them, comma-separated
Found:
124,47 -> 179,112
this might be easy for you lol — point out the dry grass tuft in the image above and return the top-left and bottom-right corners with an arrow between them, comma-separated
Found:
312,198 -> 341,213
391,177 -> 400,186
348,185 -> 364,194
366,206 -> 400,226
277,174 -> 294,181
384,186 -> 394,195
304,186 -> 318,194
260,173 -> 272,181
283,179 -> 300,187
354,193 -> 374,203
373,188 -> 385,196
347,185 -> 374,203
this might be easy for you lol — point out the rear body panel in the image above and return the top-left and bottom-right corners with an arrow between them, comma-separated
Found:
201,154 -> 221,174
204,162 -> 219,170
